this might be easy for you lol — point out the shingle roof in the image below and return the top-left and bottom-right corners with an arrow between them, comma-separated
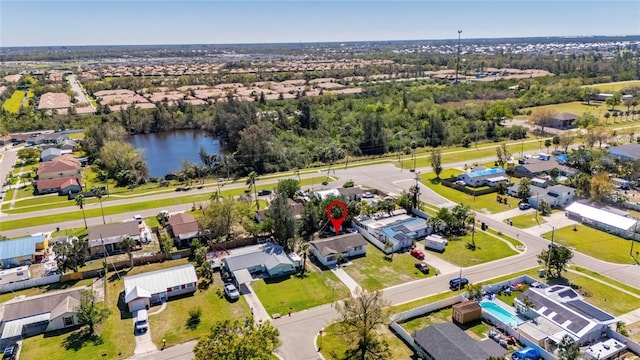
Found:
452,300 -> 482,313
168,213 -> 199,238
554,112 -> 577,121
50,295 -> 80,319
123,264 -> 197,300
35,176 -> 80,191
414,323 -> 491,360
38,158 -> 80,174
0,234 -> 46,260
2,287 -> 85,321
224,244 -> 294,272
88,221 -> 141,244
310,233 -> 368,257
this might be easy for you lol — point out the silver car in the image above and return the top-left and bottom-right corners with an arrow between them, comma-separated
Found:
224,283 -> 240,300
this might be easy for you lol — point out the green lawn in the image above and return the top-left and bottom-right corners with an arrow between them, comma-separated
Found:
429,231 -> 518,267
504,212 -> 547,229
558,271 -> 639,316
519,101 -> 631,125
571,266 -> 640,297
50,227 -> 88,239
252,269 -> 349,317
342,246 -> 433,291
399,306 -> 490,342
544,225 -> 636,264
2,90 -> 25,113
484,228 -> 524,249
420,172 -> 520,214
150,273 -> 251,347
0,278 -> 95,303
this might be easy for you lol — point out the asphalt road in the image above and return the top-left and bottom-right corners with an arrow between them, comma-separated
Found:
67,74 -> 93,106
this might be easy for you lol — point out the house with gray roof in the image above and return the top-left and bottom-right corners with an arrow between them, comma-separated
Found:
507,183 -> 576,210
123,264 -> 197,312
413,322 -> 507,360
309,233 -> 367,266
515,285 -> 618,346
223,243 -> 298,284
40,147 -> 62,162
608,143 -> 640,162
550,112 -> 577,129
514,156 -> 579,177
0,286 -> 86,347
87,221 -> 141,256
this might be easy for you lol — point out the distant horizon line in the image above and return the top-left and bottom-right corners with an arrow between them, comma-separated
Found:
3,34 -> 640,49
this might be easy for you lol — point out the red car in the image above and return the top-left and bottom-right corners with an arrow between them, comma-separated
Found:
410,248 -> 425,260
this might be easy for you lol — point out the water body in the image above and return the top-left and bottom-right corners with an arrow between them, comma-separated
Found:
126,130 -> 220,178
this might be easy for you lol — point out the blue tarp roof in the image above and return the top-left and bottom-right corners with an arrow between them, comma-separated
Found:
0,235 -> 45,260
512,347 -> 540,360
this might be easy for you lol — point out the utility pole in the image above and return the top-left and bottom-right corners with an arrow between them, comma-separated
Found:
455,30 -> 463,84
547,226 -> 555,276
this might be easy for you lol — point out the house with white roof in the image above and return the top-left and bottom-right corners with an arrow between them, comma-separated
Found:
355,211 -> 431,253
123,264 -> 198,312
515,285 -> 618,346
565,202 -> 638,239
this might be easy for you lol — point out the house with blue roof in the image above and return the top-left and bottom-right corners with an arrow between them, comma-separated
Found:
457,167 -> 509,188
607,143 -> 640,162
0,235 -> 48,268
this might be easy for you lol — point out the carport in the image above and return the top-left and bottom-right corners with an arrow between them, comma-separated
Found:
233,268 -> 253,285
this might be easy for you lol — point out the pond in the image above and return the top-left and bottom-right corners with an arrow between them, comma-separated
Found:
126,130 -> 220,178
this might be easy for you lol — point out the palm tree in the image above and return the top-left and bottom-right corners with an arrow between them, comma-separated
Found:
467,214 -> 476,249
75,194 -> 88,229
209,191 -> 222,203
466,283 -> 483,301
246,171 -> 259,210
119,236 -> 136,269
299,242 -> 309,275
91,186 -> 107,224
384,241 -> 394,260
427,216 -> 443,234
519,295 -> 535,319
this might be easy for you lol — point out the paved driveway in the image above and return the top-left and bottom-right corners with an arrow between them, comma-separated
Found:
133,312 -> 157,356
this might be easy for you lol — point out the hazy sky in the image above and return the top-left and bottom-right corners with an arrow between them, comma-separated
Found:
1,1 -> 639,47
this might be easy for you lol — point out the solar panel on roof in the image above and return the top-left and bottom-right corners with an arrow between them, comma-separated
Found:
566,300 -> 614,322
559,289 -> 578,299
549,286 -> 564,292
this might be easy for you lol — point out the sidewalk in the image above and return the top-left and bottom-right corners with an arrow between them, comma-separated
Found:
244,282 -> 272,322
416,243 -> 460,275
331,266 -> 361,297
489,207 -> 535,222
522,212 -> 577,236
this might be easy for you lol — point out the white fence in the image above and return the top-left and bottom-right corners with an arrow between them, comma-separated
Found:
353,223 -> 394,254
0,274 -> 61,294
606,327 -> 640,356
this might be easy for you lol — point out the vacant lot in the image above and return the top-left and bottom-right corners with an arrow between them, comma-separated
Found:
544,225 -> 636,265
505,212 -> 547,229
342,246 -> 433,291
429,231 -> 518,267
582,80 -> 640,92
252,269 -> 348,317
1,90 -> 25,113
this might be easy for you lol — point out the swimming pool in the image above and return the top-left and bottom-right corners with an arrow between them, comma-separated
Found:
480,300 -> 524,327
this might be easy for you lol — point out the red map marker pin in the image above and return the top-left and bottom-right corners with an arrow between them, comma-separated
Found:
326,201 -> 348,236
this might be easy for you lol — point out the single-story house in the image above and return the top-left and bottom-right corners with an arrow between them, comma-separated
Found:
34,176 -> 82,195
565,202 -> 638,239
40,147 -> 62,162
37,156 -> 82,180
550,112 -> 577,129
457,167 -> 508,188
356,213 -> 430,253
59,139 -> 78,151
452,300 -> 482,325
312,188 -> 341,200
123,264 -> 198,312
424,234 -> 448,252
309,233 -> 367,266
515,285 -> 617,346
223,243 -> 299,283
0,234 -> 48,267
514,156 -> 579,177
255,198 -> 304,223
167,213 -> 200,244
413,323 -> 508,360
527,184 -> 576,209
87,221 -> 141,256
337,187 -> 365,201
607,143 -> 640,162
0,287 -> 86,347
0,266 -> 30,285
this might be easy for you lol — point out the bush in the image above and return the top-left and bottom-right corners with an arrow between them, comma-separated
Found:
342,180 -> 355,188
186,307 -> 202,329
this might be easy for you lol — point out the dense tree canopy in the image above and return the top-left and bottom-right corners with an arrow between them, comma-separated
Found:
193,318 -> 281,360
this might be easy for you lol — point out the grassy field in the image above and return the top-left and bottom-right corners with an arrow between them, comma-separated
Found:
420,171 -> 520,214
149,273 -> 251,347
1,90 -> 25,113
428,230 -> 518,267
571,266 -> 640,297
504,212 -> 546,229
342,246 -> 433,291
544,225 -> 636,265
582,80 -> 640,92
252,269 -> 349,317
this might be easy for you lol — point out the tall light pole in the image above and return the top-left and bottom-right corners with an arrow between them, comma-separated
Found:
455,30 -> 463,84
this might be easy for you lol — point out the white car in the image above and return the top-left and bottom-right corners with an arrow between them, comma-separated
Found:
135,309 -> 149,333
224,283 -> 240,300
